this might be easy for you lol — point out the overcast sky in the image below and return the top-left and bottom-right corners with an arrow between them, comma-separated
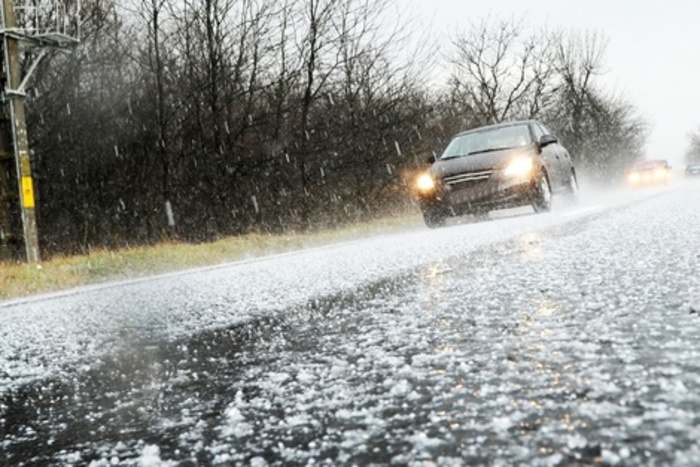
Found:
405,0 -> 700,165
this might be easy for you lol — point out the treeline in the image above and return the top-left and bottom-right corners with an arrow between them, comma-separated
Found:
686,128 -> 700,163
23,2 -> 646,257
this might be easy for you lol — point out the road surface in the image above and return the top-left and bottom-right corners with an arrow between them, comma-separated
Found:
2,181 -> 700,465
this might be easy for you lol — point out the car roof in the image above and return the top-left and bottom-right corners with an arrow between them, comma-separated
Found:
631,159 -> 669,167
455,120 -> 535,137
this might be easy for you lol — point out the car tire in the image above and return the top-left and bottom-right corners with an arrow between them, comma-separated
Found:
531,171 -> 552,213
422,207 -> 446,229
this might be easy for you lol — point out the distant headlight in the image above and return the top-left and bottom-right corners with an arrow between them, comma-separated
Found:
628,172 -> 641,183
416,173 -> 436,193
504,156 -> 534,177
654,168 -> 668,179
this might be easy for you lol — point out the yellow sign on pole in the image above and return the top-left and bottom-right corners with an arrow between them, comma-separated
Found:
21,176 -> 34,208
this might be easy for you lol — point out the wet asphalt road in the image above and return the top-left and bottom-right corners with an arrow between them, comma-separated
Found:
2,182 -> 700,466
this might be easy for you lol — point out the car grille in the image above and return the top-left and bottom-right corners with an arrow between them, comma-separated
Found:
443,170 -> 493,186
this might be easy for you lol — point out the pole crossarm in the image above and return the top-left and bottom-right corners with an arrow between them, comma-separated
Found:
0,29 -> 79,47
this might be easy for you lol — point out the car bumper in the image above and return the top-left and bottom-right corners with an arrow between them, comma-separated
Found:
418,176 -> 536,215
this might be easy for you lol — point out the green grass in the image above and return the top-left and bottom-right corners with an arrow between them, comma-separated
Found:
0,214 -> 423,302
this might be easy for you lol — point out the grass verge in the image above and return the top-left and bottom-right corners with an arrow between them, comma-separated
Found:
0,214 -> 423,302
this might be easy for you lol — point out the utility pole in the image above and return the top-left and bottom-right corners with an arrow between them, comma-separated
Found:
0,0 -> 80,263
1,0 -> 38,262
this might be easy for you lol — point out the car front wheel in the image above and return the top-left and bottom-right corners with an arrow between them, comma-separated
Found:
532,172 -> 552,213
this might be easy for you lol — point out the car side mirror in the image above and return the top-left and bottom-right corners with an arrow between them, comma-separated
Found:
427,155 -> 436,164
539,134 -> 558,147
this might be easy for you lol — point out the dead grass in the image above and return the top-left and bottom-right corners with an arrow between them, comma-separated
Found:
0,214 -> 423,302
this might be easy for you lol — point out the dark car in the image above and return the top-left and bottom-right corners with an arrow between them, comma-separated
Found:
626,159 -> 671,186
685,163 -> 700,177
414,120 -> 578,228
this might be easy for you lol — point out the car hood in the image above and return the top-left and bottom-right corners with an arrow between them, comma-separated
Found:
431,147 -> 534,178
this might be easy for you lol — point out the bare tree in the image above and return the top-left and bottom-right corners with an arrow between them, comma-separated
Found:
28,1 -> 139,254
545,30 -> 646,181
447,17 -> 557,126
286,0 -> 345,227
325,0 -> 421,220
549,31 -> 608,159
130,0 -> 177,235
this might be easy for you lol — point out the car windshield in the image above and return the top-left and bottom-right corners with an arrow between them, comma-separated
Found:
440,124 -> 533,160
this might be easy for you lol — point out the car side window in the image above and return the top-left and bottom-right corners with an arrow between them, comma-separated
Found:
531,123 -> 545,142
537,124 -> 551,138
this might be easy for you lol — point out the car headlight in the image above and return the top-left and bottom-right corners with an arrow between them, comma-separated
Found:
416,173 -> 436,193
504,156 -> 534,177
628,172 -> 641,183
654,168 -> 667,179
